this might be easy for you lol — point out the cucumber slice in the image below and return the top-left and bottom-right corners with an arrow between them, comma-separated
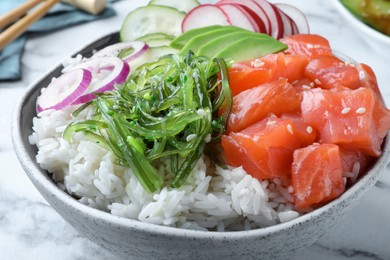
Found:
120,5 -> 185,42
129,46 -> 177,71
137,33 -> 175,42
148,0 -> 200,13
145,38 -> 172,47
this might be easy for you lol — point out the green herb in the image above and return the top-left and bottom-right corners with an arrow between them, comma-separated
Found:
64,52 -> 232,193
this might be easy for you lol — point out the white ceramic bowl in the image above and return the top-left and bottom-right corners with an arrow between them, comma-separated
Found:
12,33 -> 390,260
331,0 -> 390,51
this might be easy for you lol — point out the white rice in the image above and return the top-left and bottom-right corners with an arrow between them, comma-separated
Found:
29,107 -> 301,231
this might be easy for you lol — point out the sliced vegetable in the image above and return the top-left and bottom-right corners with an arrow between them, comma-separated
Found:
178,26 -> 242,55
70,57 -> 130,104
148,0 -> 200,13
218,4 -> 258,32
170,25 -> 224,49
275,3 -> 309,34
120,5 -> 185,42
217,0 -> 270,33
93,41 -> 149,63
36,69 -> 92,112
181,4 -> 231,32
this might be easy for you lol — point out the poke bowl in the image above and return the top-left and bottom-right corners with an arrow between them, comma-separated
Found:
11,0 -> 390,259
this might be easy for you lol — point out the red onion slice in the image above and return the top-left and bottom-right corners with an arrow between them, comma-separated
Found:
93,41 -> 149,63
71,56 -> 130,105
36,69 -> 92,113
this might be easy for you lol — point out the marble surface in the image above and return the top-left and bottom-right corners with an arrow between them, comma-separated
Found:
1,0 -> 390,259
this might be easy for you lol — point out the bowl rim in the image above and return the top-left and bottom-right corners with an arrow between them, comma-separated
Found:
331,0 -> 390,45
11,32 -> 390,240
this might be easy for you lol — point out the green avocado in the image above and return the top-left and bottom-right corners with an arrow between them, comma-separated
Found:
176,26 -> 245,55
214,36 -> 287,62
170,25 -> 223,49
197,31 -> 268,58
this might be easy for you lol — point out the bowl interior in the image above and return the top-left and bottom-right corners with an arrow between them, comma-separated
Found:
12,31 -> 390,241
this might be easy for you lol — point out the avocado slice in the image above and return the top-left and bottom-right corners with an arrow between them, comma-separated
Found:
170,25 -> 223,49
213,36 -> 287,62
178,26 -> 249,55
197,31 -> 268,58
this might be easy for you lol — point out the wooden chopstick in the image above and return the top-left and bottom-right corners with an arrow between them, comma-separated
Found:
0,0 -> 44,29
0,0 -> 60,51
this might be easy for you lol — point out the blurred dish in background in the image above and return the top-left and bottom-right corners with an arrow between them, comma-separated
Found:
332,0 -> 390,52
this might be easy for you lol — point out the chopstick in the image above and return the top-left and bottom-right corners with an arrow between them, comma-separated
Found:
0,0 -> 60,51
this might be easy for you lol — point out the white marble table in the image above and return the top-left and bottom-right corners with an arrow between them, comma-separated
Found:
1,0 -> 390,259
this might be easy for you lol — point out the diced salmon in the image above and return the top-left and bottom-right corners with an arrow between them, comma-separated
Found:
300,87 -> 390,157
281,112 -> 317,146
280,34 -> 332,59
222,117 -> 302,179
292,143 -> 345,209
227,78 -> 301,133
304,55 -> 360,89
227,53 -> 309,96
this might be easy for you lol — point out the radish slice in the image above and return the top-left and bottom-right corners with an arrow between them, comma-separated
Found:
93,41 -> 149,63
217,0 -> 270,34
291,19 -> 299,35
36,69 -> 92,112
277,8 -> 293,38
237,4 -> 267,33
182,4 -> 231,32
218,4 -> 258,32
271,4 -> 284,39
71,57 -> 130,104
275,3 -> 310,34
252,0 -> 282,39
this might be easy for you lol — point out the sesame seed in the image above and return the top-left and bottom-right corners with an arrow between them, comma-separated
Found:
269,113 -> 277,118
343,177 -> 347,186
306,126 -> 313,134
314,44 -> 322,48
251,59 -> 264,68
314,79 -> 322,85
306,43 -> 314,49
287,124 -> 293,134
291,80 -> 299,85
302,84 -> 311,90
287,186 -> 294,193
186,134 -> 197,142
267,120 -> 277,126
344,129 -> 348,135
359,71 -> 365,80
356,107 -> 366,114
310,82 -> 315,87
341,107 -> 351,114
